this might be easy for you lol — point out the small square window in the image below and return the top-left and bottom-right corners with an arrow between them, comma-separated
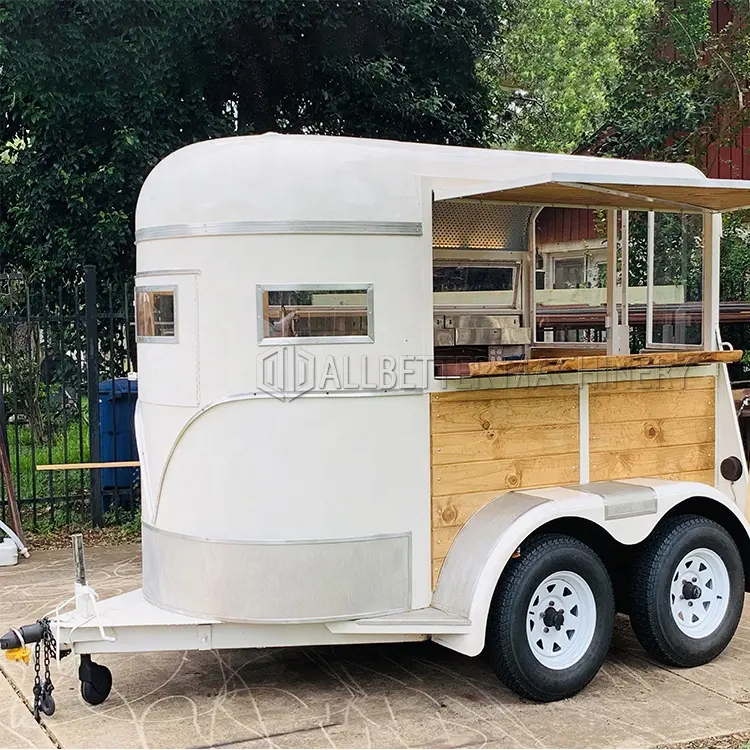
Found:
136,287 -> 177,341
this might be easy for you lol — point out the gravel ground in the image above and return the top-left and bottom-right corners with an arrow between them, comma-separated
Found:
662,731 -> 750,748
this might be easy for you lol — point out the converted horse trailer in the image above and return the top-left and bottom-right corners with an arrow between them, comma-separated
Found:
5,134 -> 750,708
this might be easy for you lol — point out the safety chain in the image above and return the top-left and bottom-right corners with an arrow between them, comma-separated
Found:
32,618 -> 56,720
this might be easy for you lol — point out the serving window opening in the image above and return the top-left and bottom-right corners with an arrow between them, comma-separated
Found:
432,200 -> 532,368
432,189 -> 719,377
257,284 -> 374,345
136,286 -> 177,342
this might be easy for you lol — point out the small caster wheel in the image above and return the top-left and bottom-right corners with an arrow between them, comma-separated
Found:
78,655 -> 112,706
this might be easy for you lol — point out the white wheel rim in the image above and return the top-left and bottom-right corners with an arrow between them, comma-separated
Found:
526,571 -> 597,670
670,547 -> 730,639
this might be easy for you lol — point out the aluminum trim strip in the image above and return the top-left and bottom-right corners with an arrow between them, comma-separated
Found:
136,220 -> 423,242
142,521 -> 409,547
568,480 -> 658,520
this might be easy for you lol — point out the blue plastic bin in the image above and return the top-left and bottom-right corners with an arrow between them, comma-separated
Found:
98,378 -> 138,507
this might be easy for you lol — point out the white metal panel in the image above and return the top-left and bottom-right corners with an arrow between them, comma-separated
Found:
156,392 -> 433,609
715,362 -> 748,510
703,212 -> 722,350
135,272 -> 199,407
53,591 -> 425,654
135,134 -> 706,234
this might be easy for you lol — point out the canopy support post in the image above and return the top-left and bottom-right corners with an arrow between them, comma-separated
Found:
620,210 -> 629,331
702,212 -> 721,351
646,212 -> 655,346
606,210 -> 621,355
527,207 -> 543,352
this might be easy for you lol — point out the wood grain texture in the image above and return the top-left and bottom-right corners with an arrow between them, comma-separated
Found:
590,417 -> 714,452
589,376 -> 715,483
432,384 -> 578,403
433,453 -> 580,497
589,388 -> 715,424
465,350 -> 740,378
432,395 -> 579,434
433,423 -> 579,465
590,443 -> 714,481
430,385 -> 579,588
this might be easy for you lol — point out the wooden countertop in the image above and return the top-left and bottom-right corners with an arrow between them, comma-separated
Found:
435,349 -> 743,378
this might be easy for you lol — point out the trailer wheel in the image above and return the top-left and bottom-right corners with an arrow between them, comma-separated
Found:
79,655 -> 112,706
629,515 -> 744,667
487,534 -> 614,702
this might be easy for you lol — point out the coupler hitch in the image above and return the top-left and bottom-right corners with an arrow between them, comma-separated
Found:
1,622 -> 45,651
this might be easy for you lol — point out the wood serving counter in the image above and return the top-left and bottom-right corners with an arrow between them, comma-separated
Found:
434,349 -> 743,378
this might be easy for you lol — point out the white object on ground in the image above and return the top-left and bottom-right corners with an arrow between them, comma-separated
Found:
0,519 -> 28,558
0,537 -> 19,566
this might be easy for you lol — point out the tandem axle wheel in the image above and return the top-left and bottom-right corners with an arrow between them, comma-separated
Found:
79,655 -> 112,706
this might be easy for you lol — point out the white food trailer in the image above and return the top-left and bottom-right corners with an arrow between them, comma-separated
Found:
6,133 -> 750,709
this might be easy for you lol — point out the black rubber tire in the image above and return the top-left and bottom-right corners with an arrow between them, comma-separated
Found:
487,534 -> 615,702
80,662 -> 112,706
629,515 -> 744,668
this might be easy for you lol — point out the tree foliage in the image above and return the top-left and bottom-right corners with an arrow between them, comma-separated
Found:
0,0 -> 501,292
485,0 -> 655,152
591,0 -> 750,165
588,0 -> 750,308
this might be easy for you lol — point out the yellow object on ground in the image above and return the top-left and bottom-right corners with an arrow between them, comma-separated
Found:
5,646 -> 30,664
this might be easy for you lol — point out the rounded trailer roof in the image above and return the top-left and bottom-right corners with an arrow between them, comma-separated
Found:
135,133 -> 750,236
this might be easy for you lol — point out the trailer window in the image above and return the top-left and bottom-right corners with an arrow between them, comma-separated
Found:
258,284 -> 374,344
136,287 -> 177,342
433,262 -> 517,308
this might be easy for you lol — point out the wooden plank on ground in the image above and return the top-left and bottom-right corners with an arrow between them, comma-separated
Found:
36,461 -> 141,471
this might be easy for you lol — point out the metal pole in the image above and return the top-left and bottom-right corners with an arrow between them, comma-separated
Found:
606,209 -> 618,355
646,212 -> 655,347
84,266 -> 102,527
702,212 -> 721,350
528,207 -> 543,350
620,210 -> 629,329
72,532 -> 87,585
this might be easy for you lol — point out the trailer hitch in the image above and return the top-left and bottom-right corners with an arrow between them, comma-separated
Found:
1,622 -> 45,650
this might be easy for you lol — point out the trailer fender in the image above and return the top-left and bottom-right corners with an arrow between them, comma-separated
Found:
432,479 -> 750,657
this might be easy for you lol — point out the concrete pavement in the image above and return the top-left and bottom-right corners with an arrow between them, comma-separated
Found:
3,545 -> 750,748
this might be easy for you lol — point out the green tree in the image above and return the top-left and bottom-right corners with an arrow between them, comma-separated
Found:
0,0 -> 501,293
591,0 -> 750,166
484,0 -> 655,152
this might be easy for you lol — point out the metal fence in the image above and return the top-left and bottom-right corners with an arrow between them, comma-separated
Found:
0,266 -> 139,533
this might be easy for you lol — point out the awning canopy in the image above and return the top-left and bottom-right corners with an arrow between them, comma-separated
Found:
433,172 -> 750,213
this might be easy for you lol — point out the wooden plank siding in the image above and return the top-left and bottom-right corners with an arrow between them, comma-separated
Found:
430,375 -> 717,589
430,385 -> 579,586
588,376 -> 715,483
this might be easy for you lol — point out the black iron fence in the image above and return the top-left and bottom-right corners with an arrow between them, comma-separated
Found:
0,266 -> 139,533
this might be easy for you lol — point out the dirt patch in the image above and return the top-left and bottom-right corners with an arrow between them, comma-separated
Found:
660,731 -> 750,748
24,525 -> 141,551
